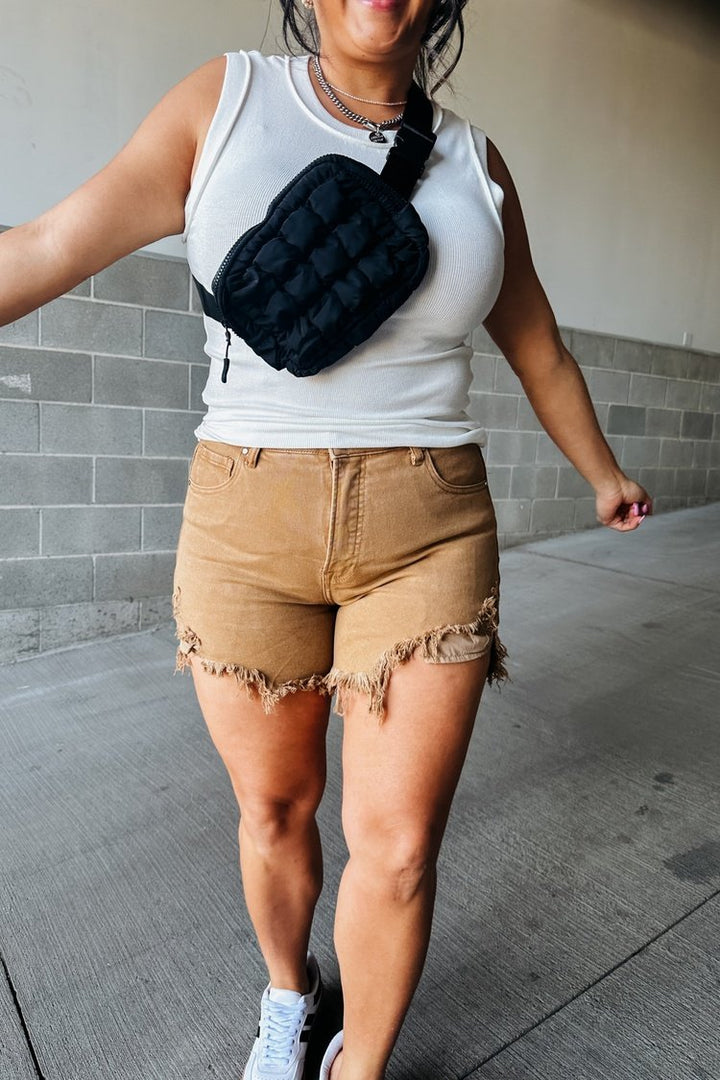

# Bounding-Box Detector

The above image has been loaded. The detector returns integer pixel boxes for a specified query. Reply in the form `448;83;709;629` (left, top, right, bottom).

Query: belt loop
409;447;425;466
240;446;261;468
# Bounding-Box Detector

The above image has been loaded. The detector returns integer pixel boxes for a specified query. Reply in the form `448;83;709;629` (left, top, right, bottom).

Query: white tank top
184;50;505;447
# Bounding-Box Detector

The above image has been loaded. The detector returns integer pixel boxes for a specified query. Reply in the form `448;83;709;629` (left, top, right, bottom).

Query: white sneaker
318;1031;343;1080
243;953;322;1080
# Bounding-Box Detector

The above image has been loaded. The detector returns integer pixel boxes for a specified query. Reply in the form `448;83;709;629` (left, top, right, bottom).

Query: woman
0;0;651;1076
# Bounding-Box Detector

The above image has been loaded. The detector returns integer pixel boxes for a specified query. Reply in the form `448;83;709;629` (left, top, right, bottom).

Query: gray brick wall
0;245;204;662
1;240;719;662
468;325;720;549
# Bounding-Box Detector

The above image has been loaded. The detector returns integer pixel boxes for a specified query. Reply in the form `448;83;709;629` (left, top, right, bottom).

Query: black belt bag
193;83;437;382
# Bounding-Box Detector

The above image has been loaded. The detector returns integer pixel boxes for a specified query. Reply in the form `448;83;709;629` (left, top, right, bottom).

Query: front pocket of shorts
423;445;489;494
188;443;236;492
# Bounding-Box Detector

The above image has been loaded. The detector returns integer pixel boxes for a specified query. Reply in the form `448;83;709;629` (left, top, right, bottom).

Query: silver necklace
312;56;403;143
324;80;406;108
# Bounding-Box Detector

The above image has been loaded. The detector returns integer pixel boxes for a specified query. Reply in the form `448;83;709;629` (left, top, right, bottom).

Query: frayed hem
326;590;509;719
172;585;330;713
174;646;331;713
171;585;509;718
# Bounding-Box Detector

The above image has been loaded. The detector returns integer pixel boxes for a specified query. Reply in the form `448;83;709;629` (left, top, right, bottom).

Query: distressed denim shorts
172;441;508;716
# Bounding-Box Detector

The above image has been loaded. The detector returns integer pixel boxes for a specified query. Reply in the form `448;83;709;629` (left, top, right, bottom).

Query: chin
345;14;420;53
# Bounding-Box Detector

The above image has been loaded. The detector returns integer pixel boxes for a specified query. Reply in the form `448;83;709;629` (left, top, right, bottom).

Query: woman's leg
189;659;332;992
331;651;490;1080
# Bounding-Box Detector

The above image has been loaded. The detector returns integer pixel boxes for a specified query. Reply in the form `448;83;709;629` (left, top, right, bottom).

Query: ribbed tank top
184;50;505;447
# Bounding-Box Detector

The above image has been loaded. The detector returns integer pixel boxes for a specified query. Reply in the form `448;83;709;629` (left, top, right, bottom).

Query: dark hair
279;0;469;96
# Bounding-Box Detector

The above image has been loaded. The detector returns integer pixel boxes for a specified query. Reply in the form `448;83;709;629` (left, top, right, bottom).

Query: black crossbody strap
195;280;223;325
380;83;436;199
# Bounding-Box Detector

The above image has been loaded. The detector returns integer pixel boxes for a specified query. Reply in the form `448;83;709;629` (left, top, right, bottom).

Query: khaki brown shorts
172;441;508;716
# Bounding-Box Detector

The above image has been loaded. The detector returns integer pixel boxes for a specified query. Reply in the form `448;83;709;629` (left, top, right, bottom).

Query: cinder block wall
468;326;720;549
1;244;718;662
0;248;207;662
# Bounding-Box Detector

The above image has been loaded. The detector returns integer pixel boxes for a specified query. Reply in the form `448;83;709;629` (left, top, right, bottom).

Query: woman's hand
595;475;652;532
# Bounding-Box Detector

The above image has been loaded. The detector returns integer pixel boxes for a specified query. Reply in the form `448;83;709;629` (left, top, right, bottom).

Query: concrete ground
1;502;719;1080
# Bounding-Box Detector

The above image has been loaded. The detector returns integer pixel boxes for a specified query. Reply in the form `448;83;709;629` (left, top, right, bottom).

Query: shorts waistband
197;441;426;468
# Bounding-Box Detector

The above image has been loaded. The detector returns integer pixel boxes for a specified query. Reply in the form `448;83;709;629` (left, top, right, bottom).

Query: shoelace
259;999;305;1069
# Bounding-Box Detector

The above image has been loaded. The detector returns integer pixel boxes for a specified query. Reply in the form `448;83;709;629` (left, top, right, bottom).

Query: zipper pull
221;327;231;383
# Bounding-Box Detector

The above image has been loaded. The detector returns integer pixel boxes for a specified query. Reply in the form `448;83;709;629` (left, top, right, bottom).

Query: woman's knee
343;817;441;903
239;792;321;856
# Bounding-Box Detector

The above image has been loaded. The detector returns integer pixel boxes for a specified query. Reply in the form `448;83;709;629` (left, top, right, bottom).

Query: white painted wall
0;0;274;253
2;0;718;351
445;0;720;353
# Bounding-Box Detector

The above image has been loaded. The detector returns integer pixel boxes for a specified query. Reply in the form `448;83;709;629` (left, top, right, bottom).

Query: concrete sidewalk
1;503;719;1080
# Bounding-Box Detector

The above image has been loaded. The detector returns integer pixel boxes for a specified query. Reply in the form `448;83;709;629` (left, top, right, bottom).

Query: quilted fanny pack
193;83;436;382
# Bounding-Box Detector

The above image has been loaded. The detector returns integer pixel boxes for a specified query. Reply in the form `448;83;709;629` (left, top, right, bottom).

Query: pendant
369;129;387;143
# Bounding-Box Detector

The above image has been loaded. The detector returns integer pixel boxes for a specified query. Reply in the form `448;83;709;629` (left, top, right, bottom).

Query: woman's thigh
339;650;490;859
189;659;332;813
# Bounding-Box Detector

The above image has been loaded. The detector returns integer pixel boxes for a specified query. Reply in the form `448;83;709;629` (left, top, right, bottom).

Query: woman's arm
483;138;651;532
0;56;226;327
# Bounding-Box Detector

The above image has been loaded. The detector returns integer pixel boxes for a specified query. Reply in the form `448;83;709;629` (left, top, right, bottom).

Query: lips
356;0;406;10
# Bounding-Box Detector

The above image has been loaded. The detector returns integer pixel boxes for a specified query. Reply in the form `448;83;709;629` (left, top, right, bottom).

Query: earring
301;0;314;7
